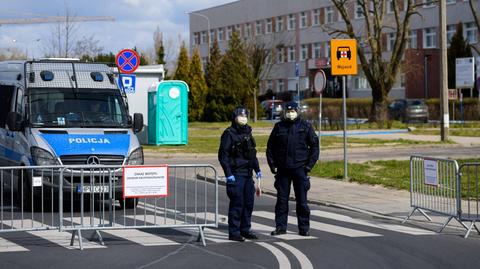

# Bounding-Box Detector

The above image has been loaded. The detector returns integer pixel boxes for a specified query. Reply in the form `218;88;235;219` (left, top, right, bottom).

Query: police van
0;59;144;209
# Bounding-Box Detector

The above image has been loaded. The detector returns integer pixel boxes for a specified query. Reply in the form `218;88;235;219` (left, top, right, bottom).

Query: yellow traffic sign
331;39;357;76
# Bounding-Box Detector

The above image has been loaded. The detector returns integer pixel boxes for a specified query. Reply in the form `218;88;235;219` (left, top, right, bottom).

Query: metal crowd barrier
404;156;480;238
0;164;218;249
0;166;62;233
458;163;480;238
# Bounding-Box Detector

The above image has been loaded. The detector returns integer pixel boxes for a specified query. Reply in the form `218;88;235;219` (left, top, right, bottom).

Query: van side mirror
6;112;23;132
133;113;143;133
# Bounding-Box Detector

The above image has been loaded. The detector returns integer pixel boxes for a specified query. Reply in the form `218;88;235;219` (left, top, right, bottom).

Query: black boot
229;234;245;242
271;228;287;236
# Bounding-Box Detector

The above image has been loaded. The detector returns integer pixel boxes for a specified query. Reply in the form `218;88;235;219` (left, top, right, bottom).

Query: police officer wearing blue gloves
218;106;262;242
267;101;319;236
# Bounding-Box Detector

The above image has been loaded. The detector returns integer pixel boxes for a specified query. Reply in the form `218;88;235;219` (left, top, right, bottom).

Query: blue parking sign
118;74;136;94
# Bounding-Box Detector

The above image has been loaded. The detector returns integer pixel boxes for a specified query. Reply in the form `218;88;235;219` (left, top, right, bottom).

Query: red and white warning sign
123;165;169;198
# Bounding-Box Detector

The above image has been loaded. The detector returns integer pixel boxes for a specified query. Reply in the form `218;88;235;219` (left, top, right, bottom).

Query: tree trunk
253;87;257;123
370;85;389;127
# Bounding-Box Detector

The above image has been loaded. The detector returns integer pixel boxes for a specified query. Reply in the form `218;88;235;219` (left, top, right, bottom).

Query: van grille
60;155;124;165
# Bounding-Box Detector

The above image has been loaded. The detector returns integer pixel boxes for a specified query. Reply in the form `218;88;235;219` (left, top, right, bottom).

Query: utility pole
439;0;449;141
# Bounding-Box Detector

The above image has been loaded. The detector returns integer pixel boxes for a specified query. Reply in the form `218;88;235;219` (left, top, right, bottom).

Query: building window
313;43;321;59
201;31;207;44
266;18;272;34
312;9;320;26
354;74;369;89
326;6;334;23
276;16;284;32
300;44;308;61
277;47;285;63
266;80;273;91
300;12;307;28
194;33;200;45
423;27;436;48
256;21;262;36
218;28;224;41
235;25;241;37
447;24;456;43
387;32;396;51
387;0;396;14
355;2;364;19
278;80;284;92
408;30;417;49
325;42;331;58
288;46;296;62
227;26;233;41
288;14;296;30
245;23;251;38
209;30;215;43
423;0;436;8
465;22;478;44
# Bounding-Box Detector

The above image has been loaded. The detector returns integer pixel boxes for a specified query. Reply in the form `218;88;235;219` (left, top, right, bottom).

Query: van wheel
119;198;138;209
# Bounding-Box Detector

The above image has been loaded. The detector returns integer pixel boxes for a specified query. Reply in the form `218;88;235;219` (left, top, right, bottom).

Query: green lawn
310;159;480;195
143;121;448;154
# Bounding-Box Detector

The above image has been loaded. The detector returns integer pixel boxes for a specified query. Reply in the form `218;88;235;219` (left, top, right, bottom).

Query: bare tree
247;41;275;122
74;35;103;59
43;4;78;58
328;0;422;124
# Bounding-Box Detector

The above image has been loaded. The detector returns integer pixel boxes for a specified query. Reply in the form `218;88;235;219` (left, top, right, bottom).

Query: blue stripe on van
0;144;23;162
41;134;131;157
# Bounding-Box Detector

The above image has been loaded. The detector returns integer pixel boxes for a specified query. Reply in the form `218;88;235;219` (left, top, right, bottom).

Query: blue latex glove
227;175;235;183
256;171;262;180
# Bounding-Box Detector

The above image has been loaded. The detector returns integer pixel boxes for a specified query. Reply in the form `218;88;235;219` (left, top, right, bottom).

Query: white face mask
285;111;298;121
236;116;248;126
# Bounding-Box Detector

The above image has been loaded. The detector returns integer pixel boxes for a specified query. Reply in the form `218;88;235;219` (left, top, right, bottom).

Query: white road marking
123;214;231;243
64;217;179;246
253;211;382;238
0;237;29;252
310;210;436;236
256;242;291;269
9;219;105;249
183;211;318;241
275;242;313;269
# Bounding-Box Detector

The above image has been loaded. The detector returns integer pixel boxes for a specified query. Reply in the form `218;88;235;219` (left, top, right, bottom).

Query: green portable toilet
148;80;189;145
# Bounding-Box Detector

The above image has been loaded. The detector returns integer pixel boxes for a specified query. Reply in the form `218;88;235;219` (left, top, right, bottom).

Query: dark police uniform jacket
266;118;319;172
218;124;260;178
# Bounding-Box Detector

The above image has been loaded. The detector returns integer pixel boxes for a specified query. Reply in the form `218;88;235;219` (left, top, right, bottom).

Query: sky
0;0;233;61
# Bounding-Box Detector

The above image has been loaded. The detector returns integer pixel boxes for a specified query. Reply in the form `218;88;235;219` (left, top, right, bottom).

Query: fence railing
404;156;480;238
0;164;218;249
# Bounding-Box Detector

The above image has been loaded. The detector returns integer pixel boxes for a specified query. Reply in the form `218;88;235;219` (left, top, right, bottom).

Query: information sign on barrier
424;159;438;186
123;165;169;198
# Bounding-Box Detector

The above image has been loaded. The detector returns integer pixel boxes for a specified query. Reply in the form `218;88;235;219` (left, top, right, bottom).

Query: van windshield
28;88;129;128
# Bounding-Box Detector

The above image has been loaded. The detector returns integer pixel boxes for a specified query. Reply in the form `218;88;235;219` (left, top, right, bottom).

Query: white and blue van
0;59;144;209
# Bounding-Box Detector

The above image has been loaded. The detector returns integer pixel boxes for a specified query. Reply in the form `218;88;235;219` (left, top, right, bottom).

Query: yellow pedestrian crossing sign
331;39;357;76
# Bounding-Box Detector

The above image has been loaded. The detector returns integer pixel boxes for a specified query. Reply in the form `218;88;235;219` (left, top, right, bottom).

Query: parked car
261;100;284;119
388;99;429;123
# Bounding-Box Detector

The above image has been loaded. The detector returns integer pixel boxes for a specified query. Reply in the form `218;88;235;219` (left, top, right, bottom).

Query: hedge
302;97;480;122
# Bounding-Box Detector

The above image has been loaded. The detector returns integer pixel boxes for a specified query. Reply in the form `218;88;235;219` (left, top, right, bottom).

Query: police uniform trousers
226;175;256;236
274;167;311;232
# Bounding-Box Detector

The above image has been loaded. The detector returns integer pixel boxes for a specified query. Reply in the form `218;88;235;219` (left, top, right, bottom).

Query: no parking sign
116;49;140;74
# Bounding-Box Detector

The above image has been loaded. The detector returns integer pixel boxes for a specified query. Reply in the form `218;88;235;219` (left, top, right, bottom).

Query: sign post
314;70;327;148
330;39;358;180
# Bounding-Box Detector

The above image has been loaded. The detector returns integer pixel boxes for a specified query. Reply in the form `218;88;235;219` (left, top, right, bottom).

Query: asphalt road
1;179;480;269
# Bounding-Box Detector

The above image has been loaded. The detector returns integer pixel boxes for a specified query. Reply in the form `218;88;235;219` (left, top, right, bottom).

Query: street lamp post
186;11;211;61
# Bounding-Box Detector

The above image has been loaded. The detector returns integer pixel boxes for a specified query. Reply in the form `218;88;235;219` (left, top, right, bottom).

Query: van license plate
81;186;110;193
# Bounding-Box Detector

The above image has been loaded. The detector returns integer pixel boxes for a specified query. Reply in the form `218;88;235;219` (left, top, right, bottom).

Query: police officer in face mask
266;101;319;236
218;106;262;242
